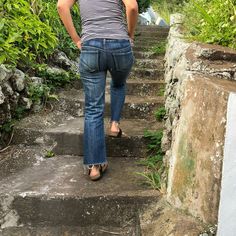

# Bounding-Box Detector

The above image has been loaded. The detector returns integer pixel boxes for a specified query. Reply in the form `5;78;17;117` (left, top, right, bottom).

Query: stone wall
163;14;236;224
0;51;78;149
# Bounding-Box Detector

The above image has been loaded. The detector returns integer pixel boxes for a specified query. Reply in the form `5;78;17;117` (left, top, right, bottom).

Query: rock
46;66;67;75
28;77;43;85
53;51;77;71
0;87;5;104
21;97;33;109
2;82;14;96
0;66;7;83
11;69;25;92
0;65;13;83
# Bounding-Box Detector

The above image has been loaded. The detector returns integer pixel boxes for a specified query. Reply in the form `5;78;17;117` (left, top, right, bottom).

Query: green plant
137;0;151;13
28;83;51;104
0;0;81;67
0;0;58;66
44;149;55;158
137;130;165;191
183;0;236;49
38;0;81;59
150;41;166;55
157;87;165;96
151;0;184;23
154;107;166;121
144;129;163;154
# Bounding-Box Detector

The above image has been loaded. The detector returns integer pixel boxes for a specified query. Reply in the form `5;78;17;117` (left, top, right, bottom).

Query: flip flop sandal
88;163;108;181
88;165;102;181
101;163;108;174
108;128;123;138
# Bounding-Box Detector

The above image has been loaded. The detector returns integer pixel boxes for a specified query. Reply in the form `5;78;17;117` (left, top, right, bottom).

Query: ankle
110;121;119;132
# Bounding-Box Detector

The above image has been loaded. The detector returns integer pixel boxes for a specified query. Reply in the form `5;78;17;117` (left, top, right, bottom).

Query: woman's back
78;0;129;42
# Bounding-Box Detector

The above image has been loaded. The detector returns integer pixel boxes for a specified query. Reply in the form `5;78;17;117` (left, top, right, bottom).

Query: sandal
108;128;122;138
88;163;108;181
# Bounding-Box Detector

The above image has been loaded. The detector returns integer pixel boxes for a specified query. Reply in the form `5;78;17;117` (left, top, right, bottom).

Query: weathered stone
28;76;43;85
0;87;5;104
21;97;32;109
2;82;14;96
163;13;236;226
167;76;236;224
53;50;78;72
11;69;25;92
46;66;67;75
0;66;7;83
0;65;13;83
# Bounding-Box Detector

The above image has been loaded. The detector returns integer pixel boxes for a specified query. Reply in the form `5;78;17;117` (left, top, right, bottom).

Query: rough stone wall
0;51;78;149
163;14;236;224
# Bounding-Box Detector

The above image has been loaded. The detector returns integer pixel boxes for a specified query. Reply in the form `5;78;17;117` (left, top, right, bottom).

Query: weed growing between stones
150;41;167;55
136;130;166;192
157;87;165;96
44;150;55;158
154;107;166;121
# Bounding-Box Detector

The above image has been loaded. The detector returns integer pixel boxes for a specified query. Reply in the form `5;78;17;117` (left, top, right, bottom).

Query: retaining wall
163;14;236;224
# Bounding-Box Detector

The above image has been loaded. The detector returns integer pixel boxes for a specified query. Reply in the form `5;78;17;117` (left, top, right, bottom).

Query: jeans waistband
82;38;131;50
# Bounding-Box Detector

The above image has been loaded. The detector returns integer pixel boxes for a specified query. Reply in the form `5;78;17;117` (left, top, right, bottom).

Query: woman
57;0;138;180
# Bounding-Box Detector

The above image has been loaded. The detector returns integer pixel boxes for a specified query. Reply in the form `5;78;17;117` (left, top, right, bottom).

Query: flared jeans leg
80;70;107;166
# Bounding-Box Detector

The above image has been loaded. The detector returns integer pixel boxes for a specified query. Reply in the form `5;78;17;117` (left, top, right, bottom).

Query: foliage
154;107;166;121
0;0;81;66
150;41;166;55
151;0;185;23
38;0;81;59
157;87;165;96
137;130;165;191
0;0;58;66
137;0;151;13
44;149;55;158
183;0;236;49
27;83;51;104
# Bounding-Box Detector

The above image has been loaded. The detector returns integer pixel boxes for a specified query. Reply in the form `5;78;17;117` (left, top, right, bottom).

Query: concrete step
130;67;164;80
133;51;163;59
50;89;164;119
135;30;169;38
136;25;170;32
134;36;167;44
0;225;138;236
125;80;165;97
13;115;163;157
134;40;166;47
0;154;160;229
134;58;164;69
68;79;165;97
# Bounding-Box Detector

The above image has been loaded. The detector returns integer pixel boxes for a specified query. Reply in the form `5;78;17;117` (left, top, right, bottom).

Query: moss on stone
172;133;196;202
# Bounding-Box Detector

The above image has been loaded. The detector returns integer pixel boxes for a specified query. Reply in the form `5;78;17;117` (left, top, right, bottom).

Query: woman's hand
129;37;134;47
75;40;82;50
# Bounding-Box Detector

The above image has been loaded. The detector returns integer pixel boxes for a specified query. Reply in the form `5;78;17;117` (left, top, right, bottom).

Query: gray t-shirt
77;0;129;42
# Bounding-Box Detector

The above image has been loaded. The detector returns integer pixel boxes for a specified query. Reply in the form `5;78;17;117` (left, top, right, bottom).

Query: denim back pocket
112;50;134;72
79;49;99;73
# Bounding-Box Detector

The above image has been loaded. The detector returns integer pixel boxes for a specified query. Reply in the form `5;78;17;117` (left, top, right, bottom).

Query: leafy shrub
0;0;81;67
0;0;58;66
137;0;151;13
154;107;166;121
183;0;236;49
136;130;165;191
38;0;81;59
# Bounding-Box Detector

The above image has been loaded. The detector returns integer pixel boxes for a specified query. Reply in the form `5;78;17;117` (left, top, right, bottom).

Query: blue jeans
79;38;134;166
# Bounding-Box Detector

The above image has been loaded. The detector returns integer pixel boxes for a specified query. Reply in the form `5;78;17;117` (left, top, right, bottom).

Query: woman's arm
57;0;81;49
122;0;139;41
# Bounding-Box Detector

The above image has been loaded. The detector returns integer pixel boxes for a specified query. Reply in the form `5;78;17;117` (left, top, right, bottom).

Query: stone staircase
0;26;205;235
